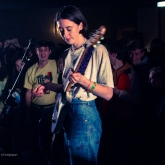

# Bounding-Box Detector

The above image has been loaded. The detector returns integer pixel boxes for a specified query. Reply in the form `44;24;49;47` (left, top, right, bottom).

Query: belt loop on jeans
31;103;55;109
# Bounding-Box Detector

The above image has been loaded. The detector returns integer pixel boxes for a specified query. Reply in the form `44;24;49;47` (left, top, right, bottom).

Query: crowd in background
0;33;165;164
0;38;69;164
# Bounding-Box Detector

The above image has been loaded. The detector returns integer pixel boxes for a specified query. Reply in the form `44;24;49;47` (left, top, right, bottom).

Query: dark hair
13;49;24;65
55;5;88;35
150;65;165;76
128;39;145;52
11;48;24;74
36;40;50;49
109;39;128;61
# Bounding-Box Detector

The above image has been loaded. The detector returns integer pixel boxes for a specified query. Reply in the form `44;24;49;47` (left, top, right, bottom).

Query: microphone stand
0;46;32;153
0;47;31;118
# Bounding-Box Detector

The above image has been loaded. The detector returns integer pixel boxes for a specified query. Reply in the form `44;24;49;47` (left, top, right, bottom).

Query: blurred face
15;59;24;72
149;71;164;89
57;19;83;45
36;46;51;62
129;48;144;65
109;52;117;66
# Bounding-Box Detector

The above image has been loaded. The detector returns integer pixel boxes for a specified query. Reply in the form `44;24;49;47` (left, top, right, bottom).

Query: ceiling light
157;1;165;7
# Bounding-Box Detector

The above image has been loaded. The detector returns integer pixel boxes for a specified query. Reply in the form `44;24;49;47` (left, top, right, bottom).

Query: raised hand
32;85;45;98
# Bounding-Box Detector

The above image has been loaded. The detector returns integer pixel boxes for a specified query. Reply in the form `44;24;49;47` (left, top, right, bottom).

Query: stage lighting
157;1;165;7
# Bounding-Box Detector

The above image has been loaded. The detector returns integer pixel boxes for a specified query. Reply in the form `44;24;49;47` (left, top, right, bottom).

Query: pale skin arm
69;72;113;101
32;83;63;97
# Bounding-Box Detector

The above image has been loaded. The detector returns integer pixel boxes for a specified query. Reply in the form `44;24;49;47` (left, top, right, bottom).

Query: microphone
22;38;37;62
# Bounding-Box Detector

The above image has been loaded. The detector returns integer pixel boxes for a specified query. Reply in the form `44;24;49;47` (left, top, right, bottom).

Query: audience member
101;39;141;164
130;31;150;57
2;48;25;107
24;40;59;164
140;65;165;164
109;39;141;118
0;48;26;153
47;41;56;60
3;38;20;49
3;38;22;77
128;39;151;99
147;66;165;119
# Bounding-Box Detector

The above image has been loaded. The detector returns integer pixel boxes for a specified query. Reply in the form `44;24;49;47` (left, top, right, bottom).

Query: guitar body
51;93;69;134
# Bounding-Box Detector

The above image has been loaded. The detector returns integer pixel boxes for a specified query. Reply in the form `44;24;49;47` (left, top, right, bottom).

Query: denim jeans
63;98;102;165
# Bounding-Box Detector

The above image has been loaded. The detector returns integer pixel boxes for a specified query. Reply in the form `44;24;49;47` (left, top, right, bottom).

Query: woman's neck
72;35;86;50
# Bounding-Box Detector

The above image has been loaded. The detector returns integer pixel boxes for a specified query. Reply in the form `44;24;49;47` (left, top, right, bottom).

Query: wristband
87;82;97;93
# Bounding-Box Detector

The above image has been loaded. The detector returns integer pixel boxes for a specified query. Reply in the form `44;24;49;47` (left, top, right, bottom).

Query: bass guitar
51;25;106;134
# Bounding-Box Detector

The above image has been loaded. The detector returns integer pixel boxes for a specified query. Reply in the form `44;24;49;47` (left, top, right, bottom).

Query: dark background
0;0;164;49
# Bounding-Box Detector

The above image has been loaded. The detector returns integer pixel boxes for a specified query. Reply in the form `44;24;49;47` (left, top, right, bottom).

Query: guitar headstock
86;25;106;48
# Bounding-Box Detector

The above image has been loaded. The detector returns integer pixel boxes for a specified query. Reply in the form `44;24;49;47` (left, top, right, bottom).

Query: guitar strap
77;46;94;75
63;45;94;92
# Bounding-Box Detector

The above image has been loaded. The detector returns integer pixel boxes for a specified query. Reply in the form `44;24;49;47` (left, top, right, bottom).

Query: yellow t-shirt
24;60;58;105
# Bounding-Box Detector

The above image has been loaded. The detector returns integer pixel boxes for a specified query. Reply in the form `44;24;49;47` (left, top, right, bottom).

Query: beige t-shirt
62;44;114;101
24;60;58;105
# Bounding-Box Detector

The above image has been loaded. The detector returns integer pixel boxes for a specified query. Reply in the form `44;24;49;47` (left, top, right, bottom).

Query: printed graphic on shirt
37;72;53;94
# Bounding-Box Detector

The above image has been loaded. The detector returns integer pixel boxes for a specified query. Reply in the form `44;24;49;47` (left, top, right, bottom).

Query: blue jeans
63;98;102;165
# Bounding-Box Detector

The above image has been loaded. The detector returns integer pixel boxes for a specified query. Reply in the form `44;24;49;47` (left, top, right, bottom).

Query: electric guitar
51;25;106;134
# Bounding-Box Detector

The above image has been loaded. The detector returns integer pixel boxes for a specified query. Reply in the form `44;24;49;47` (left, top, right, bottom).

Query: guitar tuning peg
97;41;101;44
101;37;104;40
93;45;97;48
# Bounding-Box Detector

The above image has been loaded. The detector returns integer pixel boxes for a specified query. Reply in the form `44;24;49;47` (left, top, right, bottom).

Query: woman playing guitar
33;5;114;165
